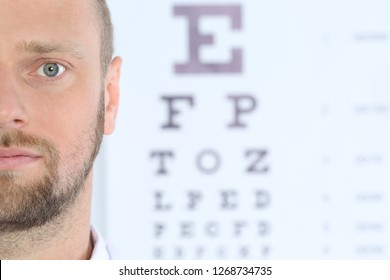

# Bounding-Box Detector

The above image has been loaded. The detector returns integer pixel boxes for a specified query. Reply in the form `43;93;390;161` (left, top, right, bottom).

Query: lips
0;148;41;170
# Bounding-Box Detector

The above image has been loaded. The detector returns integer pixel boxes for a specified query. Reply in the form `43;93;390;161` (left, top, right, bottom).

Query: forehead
0;0;99;54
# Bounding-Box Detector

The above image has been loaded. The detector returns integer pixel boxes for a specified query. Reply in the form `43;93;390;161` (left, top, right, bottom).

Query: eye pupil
43;63;59;77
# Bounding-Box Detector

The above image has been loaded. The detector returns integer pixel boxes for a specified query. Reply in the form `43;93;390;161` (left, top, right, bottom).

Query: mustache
0;130;59;159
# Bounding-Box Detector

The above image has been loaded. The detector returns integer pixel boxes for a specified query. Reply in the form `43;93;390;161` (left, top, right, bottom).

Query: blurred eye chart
96;0;390;259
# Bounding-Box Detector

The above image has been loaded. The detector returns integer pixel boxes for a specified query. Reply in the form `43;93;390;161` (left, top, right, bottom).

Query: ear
103;56;122;135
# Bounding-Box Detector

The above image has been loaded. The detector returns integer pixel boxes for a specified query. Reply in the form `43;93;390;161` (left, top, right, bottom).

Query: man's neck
0;176;93;260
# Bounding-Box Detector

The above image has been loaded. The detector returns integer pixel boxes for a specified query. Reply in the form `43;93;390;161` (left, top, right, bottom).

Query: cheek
33;86;101;160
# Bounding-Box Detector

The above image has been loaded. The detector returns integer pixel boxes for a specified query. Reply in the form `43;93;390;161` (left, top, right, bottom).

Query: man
0;0;121;259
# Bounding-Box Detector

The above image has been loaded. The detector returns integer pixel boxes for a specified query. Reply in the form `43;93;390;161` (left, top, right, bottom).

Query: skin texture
0;0;121;259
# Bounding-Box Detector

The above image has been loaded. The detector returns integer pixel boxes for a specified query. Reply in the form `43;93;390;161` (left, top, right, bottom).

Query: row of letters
153;220;270;239
153;244;270;259
154;189;271;211
150;149;269;175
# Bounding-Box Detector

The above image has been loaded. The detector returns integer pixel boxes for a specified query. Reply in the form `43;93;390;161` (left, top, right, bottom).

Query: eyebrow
15;40;85;59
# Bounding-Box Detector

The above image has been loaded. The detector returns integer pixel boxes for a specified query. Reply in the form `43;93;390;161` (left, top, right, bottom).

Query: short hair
94;0;114;77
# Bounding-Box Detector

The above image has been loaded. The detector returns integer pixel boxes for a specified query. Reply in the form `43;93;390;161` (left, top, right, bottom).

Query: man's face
0;0;111;232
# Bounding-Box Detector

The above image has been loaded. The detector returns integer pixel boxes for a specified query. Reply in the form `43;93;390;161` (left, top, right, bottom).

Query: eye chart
96;0;390;259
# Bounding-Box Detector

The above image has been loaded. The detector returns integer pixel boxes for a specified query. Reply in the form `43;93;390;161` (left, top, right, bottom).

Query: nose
0;68;28;129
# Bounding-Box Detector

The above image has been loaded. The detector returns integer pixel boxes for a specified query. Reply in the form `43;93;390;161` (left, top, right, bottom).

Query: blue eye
37;63;65;78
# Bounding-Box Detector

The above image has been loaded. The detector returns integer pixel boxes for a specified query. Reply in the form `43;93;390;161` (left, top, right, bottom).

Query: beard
0;95;104;233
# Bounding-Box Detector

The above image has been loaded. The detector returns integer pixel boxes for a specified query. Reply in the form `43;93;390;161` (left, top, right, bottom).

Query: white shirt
90;226;113;260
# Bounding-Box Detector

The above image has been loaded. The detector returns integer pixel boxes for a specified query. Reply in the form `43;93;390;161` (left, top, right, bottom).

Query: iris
43;63;60;77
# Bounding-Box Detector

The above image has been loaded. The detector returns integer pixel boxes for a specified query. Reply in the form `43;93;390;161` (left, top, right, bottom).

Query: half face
0;0;107;232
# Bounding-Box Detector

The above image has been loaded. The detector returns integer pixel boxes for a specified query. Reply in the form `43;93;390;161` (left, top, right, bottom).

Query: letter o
196;149;221;174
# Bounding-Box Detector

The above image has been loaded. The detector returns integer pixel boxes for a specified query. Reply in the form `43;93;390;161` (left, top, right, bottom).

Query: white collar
90;226;111;260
